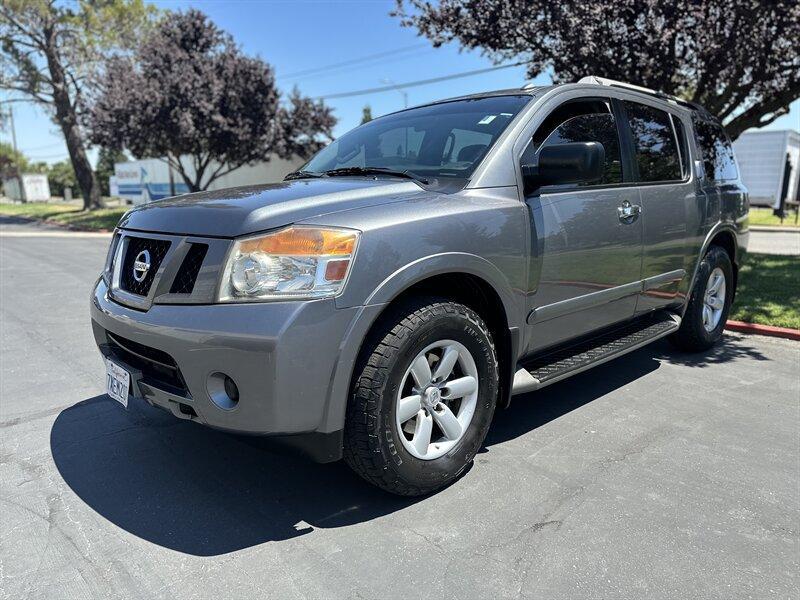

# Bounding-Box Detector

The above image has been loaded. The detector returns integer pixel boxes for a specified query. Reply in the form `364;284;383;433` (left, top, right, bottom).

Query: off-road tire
343;298;498;496
670;245;734;352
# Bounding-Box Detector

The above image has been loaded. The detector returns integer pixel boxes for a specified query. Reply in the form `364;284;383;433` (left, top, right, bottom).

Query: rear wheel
343;298;498;496
670;245;734;351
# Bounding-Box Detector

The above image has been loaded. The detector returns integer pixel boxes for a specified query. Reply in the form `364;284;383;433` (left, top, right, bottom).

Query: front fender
318;253;524;435
364;252;522;323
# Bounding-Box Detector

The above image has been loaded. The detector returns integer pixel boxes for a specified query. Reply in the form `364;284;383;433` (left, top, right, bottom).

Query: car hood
117;178;426;237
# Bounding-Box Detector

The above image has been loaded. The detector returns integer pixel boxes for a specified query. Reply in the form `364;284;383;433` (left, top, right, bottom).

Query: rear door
521;97;643;354
619;100;695;314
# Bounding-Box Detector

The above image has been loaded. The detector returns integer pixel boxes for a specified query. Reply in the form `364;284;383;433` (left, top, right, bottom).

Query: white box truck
732;129;800;211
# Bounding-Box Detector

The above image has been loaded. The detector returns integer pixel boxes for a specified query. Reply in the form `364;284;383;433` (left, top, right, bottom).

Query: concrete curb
749;225;800;232
725;320;800;341
0;213;114;234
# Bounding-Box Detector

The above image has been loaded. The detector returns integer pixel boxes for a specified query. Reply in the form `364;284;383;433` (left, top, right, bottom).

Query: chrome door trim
527;280;643;324
643;269;686;291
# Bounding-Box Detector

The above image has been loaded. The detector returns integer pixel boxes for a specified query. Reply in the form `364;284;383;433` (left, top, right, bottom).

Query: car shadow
50;396;416;556
486;339;664;447
651;331;770;368
50;335;767;556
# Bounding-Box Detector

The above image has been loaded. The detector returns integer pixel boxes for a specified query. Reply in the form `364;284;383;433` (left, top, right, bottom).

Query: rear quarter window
693;118;739;181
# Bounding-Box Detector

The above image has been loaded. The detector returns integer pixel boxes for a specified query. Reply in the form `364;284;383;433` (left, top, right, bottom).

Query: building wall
113;155;305;205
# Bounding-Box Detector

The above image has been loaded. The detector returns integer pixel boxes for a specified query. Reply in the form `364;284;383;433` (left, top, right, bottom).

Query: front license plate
105;359;130;408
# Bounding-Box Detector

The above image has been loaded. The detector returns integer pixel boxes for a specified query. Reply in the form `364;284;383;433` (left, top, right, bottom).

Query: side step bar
512;313;681;395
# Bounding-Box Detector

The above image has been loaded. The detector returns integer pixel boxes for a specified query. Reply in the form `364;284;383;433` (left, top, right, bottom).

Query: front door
522;97;643;355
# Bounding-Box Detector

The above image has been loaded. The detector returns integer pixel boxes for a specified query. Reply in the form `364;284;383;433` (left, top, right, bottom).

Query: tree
87;10;336;193
46;159;78;198
95;146;127;196
0;141;28;177
361;105;373;124
394;0;800;139
0;0;156;209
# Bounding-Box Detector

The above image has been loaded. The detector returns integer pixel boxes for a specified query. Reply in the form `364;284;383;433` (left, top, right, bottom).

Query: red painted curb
725;320;800;341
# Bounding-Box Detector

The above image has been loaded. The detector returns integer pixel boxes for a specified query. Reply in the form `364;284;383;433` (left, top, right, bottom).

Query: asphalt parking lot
1;216;799;599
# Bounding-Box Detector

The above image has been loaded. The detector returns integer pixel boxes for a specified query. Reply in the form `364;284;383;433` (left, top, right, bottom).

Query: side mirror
522;141;605;189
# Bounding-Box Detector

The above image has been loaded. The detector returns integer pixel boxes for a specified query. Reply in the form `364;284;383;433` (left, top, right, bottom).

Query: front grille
120;237;171;296
170;243;208;294
106;331;189;396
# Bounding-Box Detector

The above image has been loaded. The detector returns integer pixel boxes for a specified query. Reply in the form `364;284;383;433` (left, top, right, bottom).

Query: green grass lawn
748;207;800;228
731;253;800;330
0;201;127;231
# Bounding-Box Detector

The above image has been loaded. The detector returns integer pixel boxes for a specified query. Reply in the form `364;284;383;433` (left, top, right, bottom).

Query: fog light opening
207;372;240;410
223;376;239;403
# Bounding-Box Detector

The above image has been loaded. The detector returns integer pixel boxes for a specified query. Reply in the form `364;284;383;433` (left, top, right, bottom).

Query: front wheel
670;245;734;352
343;298;498;496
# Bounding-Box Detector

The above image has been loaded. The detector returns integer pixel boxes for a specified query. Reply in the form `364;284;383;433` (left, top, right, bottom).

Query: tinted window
304;95;531;182
693;118;738;181
525;99;623;187
623;101;682;182
672;117;691;178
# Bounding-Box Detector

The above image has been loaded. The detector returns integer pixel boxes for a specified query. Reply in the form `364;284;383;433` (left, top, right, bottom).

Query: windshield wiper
284;170;325;181
322;166;429;185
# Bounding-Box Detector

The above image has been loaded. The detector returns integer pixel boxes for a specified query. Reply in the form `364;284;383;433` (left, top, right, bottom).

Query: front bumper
91;278;360;454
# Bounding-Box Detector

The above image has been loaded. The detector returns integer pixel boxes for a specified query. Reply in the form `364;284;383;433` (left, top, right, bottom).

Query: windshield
302;95;531;182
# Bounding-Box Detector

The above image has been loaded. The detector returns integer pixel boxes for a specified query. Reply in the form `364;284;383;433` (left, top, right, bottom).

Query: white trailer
2;173;51;202
732;129;800;210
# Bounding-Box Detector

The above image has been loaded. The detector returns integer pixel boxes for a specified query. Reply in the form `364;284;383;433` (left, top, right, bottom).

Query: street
1;217;798;599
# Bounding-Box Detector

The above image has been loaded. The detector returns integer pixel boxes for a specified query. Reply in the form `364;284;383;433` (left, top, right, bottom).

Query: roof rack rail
578;75;687;106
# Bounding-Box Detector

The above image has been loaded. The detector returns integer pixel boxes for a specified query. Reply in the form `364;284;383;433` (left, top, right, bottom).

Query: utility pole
10;106;25;202
2;103;25;202
381;79;410;156
381;78;408;108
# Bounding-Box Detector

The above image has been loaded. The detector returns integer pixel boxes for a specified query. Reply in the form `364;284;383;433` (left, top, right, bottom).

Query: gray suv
92;77;748;495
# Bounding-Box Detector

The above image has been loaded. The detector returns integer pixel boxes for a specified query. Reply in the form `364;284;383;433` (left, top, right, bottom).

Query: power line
279;43;429;80
317;62;526;100
285;48;434;83
19;141;66;152
26;151;69;160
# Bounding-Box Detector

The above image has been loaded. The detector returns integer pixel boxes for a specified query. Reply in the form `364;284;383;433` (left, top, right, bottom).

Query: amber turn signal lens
239;227;356;256
324;259;350;282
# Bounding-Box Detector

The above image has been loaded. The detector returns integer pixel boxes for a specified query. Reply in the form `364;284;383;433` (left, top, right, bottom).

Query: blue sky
3;0;798;167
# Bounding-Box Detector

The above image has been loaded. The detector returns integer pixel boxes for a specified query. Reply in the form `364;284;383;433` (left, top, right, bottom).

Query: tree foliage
95;146;127;196
87;9;336;192
0;142;50;180
0;141;26;177
47;159;78;197
361;105;373;124
0;0;156;209
394;0;800;139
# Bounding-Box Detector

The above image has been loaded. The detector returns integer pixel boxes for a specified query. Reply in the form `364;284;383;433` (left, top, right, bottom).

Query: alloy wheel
395;340;479;460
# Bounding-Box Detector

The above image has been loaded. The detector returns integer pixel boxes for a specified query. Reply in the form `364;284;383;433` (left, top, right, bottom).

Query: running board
512;313;681;395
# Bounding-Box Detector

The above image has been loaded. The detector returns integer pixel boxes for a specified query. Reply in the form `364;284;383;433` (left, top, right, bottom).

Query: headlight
217;226;359;302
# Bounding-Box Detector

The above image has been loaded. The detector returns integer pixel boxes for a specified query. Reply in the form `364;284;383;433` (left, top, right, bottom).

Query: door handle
617;200;642;223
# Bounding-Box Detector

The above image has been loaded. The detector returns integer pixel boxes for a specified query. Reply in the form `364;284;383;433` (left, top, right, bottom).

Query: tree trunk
42;25;101;210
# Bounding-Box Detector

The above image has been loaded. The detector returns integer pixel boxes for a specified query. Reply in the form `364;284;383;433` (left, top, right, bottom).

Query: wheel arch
707;228;739;297
321;258;523;436
682;225;741;317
